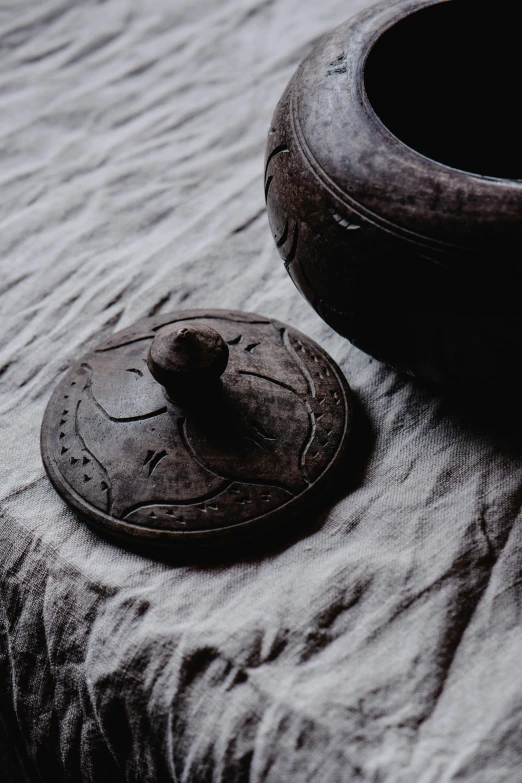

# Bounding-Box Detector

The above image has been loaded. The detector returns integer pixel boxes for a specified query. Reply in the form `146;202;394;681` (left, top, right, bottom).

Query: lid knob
147;322;229;400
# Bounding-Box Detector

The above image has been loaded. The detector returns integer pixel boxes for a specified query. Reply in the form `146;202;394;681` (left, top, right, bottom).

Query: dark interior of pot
364;1;522;179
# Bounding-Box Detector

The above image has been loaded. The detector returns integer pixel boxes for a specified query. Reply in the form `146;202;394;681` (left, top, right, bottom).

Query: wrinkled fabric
1;1;522;781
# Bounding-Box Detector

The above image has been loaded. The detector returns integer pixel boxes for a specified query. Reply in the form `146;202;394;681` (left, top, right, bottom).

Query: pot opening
364;1;522;179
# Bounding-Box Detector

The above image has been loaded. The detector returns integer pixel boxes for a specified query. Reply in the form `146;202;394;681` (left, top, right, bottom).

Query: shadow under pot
266;0;522;385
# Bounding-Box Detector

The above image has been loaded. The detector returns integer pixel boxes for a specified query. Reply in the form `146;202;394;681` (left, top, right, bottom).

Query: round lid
41;309;353;550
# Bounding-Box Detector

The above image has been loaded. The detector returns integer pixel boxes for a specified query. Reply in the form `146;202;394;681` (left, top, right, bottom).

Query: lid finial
147;322;229;400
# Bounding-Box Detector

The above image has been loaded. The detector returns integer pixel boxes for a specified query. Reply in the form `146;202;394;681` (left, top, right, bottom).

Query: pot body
265;0;522;384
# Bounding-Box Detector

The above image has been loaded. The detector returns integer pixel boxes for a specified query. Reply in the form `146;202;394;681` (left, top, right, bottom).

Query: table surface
1;1;521;781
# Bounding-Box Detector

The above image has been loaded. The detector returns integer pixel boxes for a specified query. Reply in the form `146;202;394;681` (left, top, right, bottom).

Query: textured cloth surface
1;1;522;782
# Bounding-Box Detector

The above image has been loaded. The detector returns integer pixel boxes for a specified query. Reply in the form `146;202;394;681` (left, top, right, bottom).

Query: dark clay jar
266;0;522;384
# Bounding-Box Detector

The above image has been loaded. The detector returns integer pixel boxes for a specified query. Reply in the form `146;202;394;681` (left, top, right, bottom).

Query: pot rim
292;0;522;252
360;0;521;186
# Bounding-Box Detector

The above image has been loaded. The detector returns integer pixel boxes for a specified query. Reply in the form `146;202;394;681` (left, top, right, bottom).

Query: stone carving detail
41;310;352;547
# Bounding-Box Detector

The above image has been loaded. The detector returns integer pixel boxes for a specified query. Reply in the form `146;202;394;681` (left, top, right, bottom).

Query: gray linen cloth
1;1;521;781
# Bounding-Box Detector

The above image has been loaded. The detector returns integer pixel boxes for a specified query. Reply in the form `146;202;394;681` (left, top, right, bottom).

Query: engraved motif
326;52;347;76
264;144;289;181
264;127;301;270
330;210;361;231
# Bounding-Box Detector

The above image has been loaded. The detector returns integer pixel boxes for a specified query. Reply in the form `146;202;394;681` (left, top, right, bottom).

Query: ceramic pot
265;0;522;384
